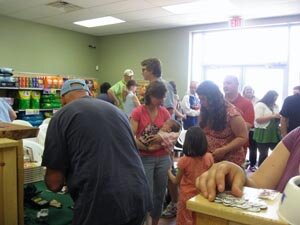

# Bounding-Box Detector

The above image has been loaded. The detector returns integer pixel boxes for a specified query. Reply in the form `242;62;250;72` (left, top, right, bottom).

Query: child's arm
168;168;183;185
132;95;141;107
122;88;128;101
203;152;214;168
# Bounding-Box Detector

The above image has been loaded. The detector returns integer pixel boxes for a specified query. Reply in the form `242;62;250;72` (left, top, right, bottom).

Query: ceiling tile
0;0;53;14
90;0;154;15
9;5;64;20
37;8;103;24
144;0;195;7
66;0;121;8
0;0;299;36
116;7;173;21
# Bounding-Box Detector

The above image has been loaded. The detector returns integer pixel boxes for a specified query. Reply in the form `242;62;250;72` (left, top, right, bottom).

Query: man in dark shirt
280;85;300;137
42;79;151;225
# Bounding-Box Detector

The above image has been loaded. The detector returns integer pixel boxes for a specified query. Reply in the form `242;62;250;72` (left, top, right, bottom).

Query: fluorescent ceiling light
74;16;125;28
163;0;235;14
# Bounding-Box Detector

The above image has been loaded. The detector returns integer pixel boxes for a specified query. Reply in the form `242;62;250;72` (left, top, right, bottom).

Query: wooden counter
0;122;38;140
0;122;38;225
187;187;288;225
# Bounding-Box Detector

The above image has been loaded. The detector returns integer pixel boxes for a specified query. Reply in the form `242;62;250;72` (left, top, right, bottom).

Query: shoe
161;202;177;218
248;166;257;172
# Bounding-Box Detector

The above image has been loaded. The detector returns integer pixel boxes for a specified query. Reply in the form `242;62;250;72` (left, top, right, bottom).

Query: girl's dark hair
258;90;278;110
183;126;208;157
100;82;111;94
126;79;137;89
141;58;162;78
169;81;177;94
144;81;167;105
196;80;227;131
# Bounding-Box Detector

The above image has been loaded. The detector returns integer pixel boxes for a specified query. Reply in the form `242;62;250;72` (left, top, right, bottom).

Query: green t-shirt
110;80;126;109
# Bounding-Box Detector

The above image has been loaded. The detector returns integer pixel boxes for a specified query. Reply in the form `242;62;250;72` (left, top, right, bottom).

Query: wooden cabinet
0;122;38;225
0;138;21;225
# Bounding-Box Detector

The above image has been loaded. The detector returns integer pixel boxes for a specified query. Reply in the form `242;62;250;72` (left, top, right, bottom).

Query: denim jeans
141;155;171;219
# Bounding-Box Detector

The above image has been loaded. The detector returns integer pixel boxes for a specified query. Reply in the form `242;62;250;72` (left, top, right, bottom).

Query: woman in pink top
196;81;248;166
131;81;171;225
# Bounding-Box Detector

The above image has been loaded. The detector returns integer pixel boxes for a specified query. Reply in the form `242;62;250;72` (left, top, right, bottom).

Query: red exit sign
229;16;243;28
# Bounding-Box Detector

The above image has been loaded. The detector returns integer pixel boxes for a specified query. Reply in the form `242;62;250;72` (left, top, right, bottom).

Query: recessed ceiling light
74;16;125;28
163;0;234;14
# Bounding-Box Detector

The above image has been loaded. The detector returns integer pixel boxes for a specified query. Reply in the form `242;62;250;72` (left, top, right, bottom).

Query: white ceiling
0;0;300;36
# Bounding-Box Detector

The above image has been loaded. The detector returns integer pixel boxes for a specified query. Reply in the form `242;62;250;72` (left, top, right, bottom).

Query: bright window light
74;16;125;28
189;25;300;107
162;0;234;14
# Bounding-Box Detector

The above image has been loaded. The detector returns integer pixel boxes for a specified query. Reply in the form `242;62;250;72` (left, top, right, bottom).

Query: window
190;24;300;107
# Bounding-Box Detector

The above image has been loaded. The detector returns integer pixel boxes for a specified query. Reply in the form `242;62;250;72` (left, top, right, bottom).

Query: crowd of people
10;57;296;225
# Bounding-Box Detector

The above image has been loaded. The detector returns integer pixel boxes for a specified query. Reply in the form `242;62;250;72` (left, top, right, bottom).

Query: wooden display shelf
0;122;39;140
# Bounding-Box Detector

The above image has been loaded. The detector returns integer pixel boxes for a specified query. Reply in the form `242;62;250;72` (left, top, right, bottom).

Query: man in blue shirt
181;81;200;129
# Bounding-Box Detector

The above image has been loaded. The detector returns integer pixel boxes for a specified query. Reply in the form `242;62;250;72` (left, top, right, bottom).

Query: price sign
43;88;59;94
25;109;40;115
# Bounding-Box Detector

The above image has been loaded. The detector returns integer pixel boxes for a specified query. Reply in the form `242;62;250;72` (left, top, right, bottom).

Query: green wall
0;14;197;96
96;23;226;96
96;28;191;96
0;15;98;77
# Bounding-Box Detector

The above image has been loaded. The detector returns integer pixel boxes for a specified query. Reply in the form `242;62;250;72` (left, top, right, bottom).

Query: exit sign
229;16;243;28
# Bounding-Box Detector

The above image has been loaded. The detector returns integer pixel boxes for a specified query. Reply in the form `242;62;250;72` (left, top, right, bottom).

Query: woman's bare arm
213;115;248;160
130;118;148;150
247;141;290;189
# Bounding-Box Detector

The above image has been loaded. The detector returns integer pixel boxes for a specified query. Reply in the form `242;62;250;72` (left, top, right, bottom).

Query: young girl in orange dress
168;126;214;225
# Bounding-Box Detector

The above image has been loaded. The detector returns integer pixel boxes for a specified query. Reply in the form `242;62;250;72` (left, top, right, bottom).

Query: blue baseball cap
60;79;89;97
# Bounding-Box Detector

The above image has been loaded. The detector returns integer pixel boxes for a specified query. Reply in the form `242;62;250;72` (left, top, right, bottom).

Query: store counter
187;187;288;225
0;122;38;225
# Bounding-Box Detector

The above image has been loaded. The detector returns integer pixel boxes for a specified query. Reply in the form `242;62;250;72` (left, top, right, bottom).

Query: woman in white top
124;80;140;118
253;90;281;166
